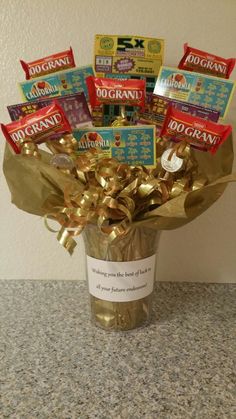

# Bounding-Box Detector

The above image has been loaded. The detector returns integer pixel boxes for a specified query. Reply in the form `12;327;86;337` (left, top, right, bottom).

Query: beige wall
0;0;236;282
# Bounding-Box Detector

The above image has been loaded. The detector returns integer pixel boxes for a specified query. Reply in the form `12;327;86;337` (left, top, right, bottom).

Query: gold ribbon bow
41;135;207;254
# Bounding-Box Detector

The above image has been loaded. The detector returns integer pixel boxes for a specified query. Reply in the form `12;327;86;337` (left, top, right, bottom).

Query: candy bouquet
2;36;236;331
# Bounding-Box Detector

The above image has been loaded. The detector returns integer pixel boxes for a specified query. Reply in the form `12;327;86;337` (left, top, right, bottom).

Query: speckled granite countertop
0;281;235;419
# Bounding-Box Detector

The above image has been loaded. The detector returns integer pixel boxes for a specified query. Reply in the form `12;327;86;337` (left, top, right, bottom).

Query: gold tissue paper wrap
3;134;236;330
3;135;234;226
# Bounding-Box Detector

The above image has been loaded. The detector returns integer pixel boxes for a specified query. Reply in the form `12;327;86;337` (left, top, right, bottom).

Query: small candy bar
20;47;76;80
160;105;232;154
1;102;71;153
86;76;146;109
178;43;236;79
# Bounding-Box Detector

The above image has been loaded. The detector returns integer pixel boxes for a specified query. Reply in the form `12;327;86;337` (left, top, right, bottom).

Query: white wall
0;0;236;282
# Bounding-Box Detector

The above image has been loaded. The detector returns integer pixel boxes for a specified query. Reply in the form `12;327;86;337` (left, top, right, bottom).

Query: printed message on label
87;255;156;302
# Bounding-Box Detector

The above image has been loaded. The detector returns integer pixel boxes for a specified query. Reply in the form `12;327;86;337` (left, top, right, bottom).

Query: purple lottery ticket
7;92;92;129
139;94;220;126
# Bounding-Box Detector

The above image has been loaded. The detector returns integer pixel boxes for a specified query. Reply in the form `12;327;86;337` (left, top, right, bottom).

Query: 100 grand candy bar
1;102;71;153
86;76;146;109
20;47;76;80
160;105;232;154
178;43;235;79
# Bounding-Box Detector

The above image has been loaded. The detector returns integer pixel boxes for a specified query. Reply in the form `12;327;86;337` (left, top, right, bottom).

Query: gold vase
82;225;160;331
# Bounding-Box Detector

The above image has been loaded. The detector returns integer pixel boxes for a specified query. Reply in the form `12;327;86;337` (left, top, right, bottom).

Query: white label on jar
86;255;156;302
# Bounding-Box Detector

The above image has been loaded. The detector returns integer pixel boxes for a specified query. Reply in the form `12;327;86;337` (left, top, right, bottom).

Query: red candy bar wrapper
86;76;146;110
20;47;75;80
160;105;232;154
1;102;71;154
178;43;236;79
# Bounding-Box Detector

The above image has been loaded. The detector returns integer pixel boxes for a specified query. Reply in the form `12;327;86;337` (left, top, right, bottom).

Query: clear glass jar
83;225;160;331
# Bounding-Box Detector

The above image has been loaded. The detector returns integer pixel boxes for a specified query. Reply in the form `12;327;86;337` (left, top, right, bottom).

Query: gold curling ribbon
57;227;77;255
44;209;87;255
20;137;41;159
111;116;129;127
47;134;78;155
138;178;161;198
44;214;77;254
40;135;205;252
169;178;189;199
111;106;129;126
